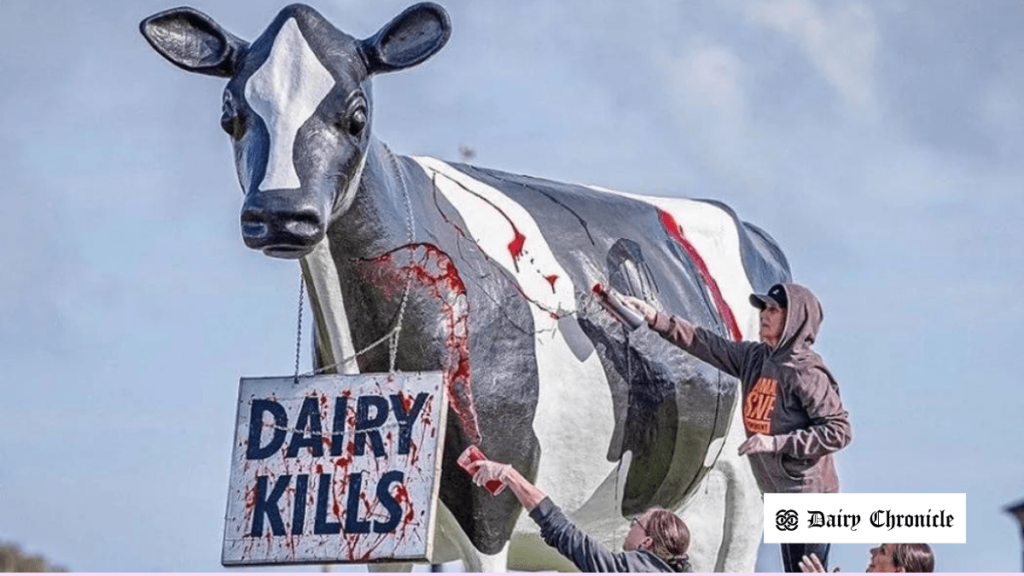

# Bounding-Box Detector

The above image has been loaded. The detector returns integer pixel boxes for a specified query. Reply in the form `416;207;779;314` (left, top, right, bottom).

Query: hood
771;283;824;362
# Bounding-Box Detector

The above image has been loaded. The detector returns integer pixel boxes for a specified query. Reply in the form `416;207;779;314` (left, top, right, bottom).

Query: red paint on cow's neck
359;244;481;444
658;209;742;341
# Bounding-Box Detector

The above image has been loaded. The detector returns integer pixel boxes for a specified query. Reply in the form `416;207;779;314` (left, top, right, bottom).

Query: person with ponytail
467;458;692;572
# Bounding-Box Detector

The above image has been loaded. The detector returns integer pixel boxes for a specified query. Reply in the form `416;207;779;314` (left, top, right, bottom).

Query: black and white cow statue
141;3;790;572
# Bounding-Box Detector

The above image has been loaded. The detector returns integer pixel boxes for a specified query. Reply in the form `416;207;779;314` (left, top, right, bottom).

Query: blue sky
1;0;1022;572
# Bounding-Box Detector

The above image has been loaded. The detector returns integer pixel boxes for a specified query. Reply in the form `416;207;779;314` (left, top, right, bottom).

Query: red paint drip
545;274;558;291
432;183;566;319
396;390;415;414
437;178;528;268
508;229;526;264
359;244;481;444
657;209;742;341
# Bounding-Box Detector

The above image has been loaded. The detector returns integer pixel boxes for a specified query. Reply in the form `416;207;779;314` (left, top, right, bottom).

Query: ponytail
643;508;691;572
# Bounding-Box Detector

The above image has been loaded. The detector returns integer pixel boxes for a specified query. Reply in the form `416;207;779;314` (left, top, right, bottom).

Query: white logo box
764;493;966;543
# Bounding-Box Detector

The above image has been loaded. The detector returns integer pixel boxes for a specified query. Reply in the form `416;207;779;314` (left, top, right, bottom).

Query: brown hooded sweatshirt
650;283;851;494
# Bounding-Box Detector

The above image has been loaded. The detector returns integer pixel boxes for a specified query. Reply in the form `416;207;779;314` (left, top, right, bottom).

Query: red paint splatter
359;243;481;444
508;229;526;264
394;484;416;524
316;464;323;475
545;274;558;291
396;391;415;414
658;209;742;341
430;178;565;319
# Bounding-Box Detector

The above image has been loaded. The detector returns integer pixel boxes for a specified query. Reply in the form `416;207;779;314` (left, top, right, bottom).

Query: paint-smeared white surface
246;18;335;191
411;157;617;514
703;436;726;467
587;185;759;340
578;184;763;571
302;239;359;374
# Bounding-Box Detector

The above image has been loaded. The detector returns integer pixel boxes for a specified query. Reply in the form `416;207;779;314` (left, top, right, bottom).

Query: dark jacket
529;497;692;572
650;283;851;494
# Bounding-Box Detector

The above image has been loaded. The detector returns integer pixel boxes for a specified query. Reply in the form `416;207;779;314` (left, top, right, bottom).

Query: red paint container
592;283;645;330
457;445;505;495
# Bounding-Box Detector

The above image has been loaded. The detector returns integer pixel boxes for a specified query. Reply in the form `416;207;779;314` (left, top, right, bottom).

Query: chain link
293;274;305;383
384;143;416;374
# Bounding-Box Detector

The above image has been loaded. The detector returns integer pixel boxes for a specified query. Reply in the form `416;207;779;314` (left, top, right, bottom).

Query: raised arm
467;460;636;572
622;296;758;378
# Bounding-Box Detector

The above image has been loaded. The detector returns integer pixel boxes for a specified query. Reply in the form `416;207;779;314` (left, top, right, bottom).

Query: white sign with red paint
222;372;446;566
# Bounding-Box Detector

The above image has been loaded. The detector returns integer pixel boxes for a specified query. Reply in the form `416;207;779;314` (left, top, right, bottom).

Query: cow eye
347;108;367;136
220;110;246;140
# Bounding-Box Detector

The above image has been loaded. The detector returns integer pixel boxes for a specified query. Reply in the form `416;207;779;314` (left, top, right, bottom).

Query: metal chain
294;274;305;383
384;143;416;374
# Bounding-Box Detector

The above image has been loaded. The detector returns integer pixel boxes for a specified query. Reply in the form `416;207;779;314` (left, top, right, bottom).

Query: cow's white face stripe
245;18;335;191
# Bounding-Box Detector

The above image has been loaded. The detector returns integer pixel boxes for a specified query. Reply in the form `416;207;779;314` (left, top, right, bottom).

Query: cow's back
405;157;790;521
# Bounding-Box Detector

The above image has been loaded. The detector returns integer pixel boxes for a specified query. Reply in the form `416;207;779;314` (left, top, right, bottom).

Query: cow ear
140;7;247;78
360;2;451;75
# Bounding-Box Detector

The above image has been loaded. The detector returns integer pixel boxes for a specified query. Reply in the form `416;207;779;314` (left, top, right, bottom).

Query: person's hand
464;459;512;495
737;433;776;456
620;296;657;324
798;552;838;572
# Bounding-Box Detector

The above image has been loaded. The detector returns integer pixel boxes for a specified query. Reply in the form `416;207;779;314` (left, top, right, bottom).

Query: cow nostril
240;208;268;238
284;210;323;240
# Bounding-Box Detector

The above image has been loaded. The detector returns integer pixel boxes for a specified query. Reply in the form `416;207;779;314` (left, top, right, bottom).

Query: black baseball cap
750;284;787;310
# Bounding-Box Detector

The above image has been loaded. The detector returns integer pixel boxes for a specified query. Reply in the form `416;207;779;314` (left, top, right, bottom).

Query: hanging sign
221;372;447;566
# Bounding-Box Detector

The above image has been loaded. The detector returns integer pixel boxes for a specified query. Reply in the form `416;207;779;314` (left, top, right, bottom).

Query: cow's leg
431;500;510;572
712;404;763;572
679;399;761;572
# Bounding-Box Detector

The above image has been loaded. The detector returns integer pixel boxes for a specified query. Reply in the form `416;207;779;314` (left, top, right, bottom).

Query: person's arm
773;368;852;459
622;296;757;378
465;459;545;511
467;460;634;572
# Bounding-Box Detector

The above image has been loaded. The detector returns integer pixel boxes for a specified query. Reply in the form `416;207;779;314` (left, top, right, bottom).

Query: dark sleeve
650;312;760;379
774;368;853;459
528;497;636;573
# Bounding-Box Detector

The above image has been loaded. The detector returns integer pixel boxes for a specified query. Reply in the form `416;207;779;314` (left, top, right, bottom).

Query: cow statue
140;3;790;572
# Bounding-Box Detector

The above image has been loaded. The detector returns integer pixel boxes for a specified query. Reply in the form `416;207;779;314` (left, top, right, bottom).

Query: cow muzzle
240;198;325;259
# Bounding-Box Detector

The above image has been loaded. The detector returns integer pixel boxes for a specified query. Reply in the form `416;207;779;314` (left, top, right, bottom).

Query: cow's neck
299;137;416;375
330;137;415;259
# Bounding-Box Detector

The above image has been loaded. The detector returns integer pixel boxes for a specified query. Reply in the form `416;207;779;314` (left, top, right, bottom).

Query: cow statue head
141;3;451;259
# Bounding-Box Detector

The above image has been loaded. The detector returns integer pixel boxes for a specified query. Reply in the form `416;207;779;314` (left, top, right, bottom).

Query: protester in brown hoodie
623;283;852;572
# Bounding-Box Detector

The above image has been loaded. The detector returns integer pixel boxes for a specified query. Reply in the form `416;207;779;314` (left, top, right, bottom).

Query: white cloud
741;0;880;116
